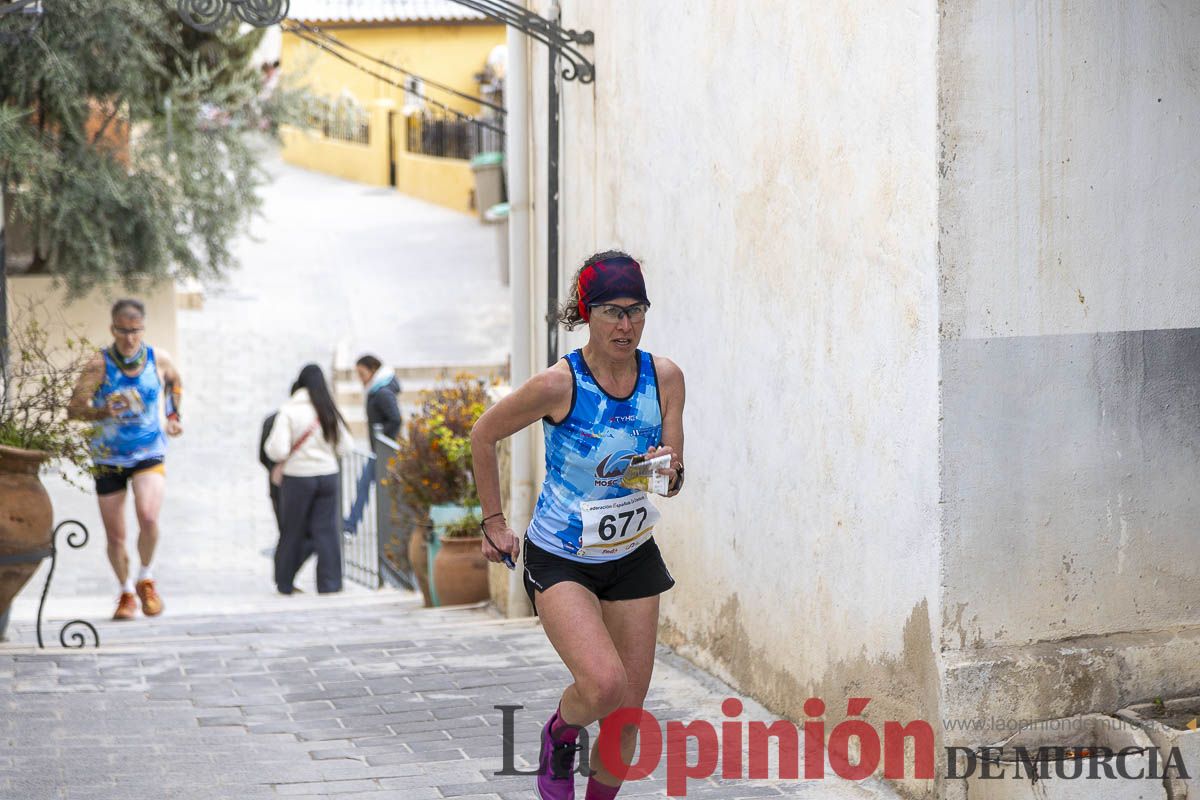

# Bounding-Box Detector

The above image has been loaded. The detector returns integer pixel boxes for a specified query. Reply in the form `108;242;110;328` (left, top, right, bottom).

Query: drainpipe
1;180;8;411
504;18;534;617
545;0;561;368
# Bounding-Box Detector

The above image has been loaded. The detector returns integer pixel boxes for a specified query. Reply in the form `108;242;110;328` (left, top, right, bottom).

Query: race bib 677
578;492;660;558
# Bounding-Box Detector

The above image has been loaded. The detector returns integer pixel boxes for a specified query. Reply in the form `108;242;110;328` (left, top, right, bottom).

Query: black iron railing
405;111;501;161
0;519;99;648
304;100;370;146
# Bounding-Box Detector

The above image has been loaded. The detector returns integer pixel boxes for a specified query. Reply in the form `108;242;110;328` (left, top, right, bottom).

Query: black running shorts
522;534;675;614
94;458;165;496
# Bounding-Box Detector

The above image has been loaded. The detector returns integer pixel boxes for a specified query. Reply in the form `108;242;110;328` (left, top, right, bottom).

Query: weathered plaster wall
938;0;1200;742
939;1;1200;340
515;2;1200;795
532;2;942;792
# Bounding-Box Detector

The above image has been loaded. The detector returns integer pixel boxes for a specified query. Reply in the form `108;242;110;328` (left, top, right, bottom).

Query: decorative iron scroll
174;0;593;80
37;520;99;649
445;0;595;83
176;0;289;32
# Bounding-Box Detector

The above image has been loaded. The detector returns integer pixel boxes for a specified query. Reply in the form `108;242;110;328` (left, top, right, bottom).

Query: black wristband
481;511;505;525
669;465;684;493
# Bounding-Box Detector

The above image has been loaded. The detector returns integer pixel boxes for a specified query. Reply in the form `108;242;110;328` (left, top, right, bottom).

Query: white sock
122;577;135;594
137;564;153;583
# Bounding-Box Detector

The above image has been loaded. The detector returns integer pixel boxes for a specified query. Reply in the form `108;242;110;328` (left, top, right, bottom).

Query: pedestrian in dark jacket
355;354;401;440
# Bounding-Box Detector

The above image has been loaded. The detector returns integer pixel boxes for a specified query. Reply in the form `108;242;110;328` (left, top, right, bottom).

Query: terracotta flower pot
432;536;490;606
0;445;53;627
408;524;433;607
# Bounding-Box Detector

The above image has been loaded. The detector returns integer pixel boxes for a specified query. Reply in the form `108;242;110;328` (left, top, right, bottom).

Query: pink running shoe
536;711;582;800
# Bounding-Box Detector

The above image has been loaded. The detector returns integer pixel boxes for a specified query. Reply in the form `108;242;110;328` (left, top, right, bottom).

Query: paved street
1;598;897;800
1;158;895;799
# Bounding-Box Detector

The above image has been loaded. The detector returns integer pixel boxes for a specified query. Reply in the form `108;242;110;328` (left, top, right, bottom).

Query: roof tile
287;0;489;24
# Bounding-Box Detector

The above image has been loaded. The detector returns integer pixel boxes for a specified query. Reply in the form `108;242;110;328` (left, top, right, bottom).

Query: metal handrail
368;427;417;590
337;425;417;591
372;430;402;452
339;447;380;588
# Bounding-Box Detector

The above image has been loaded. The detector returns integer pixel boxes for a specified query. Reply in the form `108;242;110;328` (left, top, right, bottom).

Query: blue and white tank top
527;349;664;562
91;347;167;467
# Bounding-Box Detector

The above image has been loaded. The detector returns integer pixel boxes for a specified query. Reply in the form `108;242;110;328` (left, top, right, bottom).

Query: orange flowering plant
387;375;489;512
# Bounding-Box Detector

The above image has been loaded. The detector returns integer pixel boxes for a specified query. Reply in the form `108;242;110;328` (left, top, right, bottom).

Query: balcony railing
304;101;370;145
405;110;502;160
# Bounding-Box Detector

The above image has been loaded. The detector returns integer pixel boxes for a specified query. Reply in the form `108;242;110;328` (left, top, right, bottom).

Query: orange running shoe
136;579;163;617
113;592;137;620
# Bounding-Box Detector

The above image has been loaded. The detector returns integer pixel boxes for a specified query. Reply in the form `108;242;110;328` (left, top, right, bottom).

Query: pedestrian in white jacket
265;364;352;594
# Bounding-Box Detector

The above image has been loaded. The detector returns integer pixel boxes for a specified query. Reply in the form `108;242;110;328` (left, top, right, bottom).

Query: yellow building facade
279;3;505;214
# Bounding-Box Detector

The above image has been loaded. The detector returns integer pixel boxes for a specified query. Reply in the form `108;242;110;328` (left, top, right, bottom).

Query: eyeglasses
590;303;649;323
112;326;144;335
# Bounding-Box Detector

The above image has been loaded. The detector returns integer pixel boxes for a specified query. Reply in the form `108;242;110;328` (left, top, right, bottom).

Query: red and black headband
576;256;650;321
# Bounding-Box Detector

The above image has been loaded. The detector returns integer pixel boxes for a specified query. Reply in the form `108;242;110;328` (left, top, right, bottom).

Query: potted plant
387;375;489;607
432;510;489;606
0;307;97;641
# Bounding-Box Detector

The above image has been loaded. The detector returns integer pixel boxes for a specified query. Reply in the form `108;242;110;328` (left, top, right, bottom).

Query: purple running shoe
536;712;583;800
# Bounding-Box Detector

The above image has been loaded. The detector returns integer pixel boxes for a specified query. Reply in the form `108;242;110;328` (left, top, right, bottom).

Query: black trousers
276;473;342;594
269;482;282;531
270;482;314;566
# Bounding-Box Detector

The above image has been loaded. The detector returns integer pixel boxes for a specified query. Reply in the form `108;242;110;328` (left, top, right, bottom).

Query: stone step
335;380;364;409
331;357;510;446
391;361;508;383
330;339;508;393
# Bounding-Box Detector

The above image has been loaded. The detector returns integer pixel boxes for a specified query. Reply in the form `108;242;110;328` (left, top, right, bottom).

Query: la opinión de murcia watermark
493;699;1192;797
946;745;1190;781
942;714;1142;733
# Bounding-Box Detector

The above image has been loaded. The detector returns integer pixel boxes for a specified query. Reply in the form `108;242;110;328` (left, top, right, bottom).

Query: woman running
471;251;685;800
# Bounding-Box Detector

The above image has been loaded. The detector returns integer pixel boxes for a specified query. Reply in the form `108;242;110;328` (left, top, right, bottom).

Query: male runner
68;299;183;620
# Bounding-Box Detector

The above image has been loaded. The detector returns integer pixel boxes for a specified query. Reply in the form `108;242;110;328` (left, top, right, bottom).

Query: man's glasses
112;327;144;335
590;303;649;323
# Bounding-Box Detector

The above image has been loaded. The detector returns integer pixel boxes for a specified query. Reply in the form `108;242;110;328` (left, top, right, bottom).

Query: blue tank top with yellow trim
91;347;167;467
527;349;663;562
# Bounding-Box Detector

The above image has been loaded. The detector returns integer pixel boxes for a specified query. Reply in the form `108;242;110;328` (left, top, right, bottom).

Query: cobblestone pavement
2;598;896;799
2;159;897;799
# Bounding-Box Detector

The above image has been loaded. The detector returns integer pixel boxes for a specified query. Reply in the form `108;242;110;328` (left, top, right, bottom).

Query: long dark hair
291;363;345;445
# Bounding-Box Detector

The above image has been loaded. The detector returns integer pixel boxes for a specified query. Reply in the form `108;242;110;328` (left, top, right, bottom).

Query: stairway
331;338;508;444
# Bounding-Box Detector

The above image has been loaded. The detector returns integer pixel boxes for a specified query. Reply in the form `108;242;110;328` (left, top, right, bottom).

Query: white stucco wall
938;0;1200;736
528;2;942;772
940;0;1200;340
511;6;1200;793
